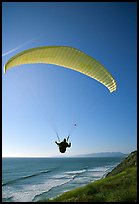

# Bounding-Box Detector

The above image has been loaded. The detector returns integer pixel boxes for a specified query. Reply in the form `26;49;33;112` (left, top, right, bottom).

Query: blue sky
2;2;137;157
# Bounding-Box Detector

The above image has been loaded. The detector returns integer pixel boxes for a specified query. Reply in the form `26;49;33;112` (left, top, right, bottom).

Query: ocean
2;157;124;202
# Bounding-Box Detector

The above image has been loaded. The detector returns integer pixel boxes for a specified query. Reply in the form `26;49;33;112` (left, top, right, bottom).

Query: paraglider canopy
4;46;117;92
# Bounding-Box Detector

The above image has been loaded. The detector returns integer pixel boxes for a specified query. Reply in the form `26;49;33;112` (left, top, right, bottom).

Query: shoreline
35;159;123;202
37;151;136;202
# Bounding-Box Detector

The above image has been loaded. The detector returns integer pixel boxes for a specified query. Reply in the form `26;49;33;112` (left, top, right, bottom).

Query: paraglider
4;46;117;92
54;124;76;153
55;138;71;153
4;46;117;153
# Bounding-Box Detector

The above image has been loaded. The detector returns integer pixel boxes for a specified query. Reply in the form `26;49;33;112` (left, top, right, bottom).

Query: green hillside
39;151;137;202
106;150;137;177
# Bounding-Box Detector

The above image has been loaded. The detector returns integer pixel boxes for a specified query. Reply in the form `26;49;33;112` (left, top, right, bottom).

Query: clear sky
2;2;137;157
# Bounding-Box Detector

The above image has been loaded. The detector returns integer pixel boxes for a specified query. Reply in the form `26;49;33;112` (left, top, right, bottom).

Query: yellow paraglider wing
4;46;116;92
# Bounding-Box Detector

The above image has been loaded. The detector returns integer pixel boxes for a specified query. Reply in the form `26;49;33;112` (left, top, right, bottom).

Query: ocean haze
2;152;128;158
74;152;128;157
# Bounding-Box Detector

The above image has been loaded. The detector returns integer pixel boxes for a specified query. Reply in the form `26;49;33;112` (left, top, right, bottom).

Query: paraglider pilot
55;138;71;153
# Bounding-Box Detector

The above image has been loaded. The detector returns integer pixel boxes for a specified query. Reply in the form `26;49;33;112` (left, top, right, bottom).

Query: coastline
38;150;137;202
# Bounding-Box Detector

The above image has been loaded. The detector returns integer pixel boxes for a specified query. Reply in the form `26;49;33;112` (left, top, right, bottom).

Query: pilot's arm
55;141;60;145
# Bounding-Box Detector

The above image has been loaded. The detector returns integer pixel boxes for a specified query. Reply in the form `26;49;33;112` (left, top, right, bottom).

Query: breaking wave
2;169;51;187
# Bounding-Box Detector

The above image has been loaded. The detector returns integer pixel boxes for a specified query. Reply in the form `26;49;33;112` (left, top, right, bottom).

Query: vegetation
106;150;137;177
39;151;137;202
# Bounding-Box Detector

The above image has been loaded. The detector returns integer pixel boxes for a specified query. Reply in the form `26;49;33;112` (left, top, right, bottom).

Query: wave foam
2;169;51;187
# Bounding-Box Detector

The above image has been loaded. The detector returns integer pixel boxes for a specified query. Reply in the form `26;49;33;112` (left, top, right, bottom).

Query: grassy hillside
106;150;137;177
39;151;137;202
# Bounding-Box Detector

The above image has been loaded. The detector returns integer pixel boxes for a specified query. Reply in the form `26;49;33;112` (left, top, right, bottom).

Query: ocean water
2;157;124;202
